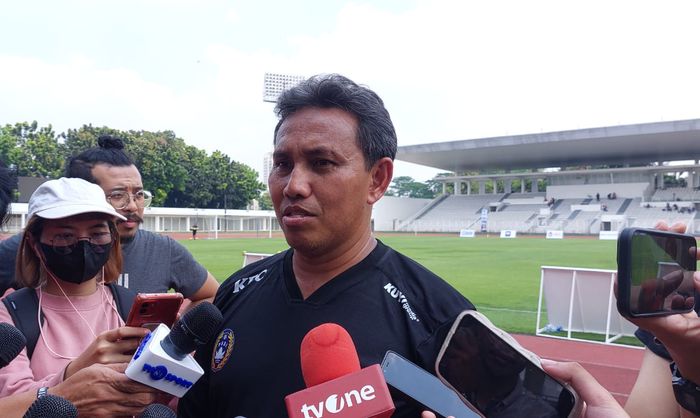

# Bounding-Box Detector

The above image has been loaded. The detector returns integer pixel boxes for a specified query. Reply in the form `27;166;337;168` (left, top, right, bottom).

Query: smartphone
435;310;582;418
617;227;697;317
126;293;183;330
381;350;481;418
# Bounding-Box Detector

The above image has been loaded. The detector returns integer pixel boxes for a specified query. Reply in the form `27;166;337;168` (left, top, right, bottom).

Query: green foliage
388;176;436;198
258;191;273;210
3;122;265;208
2;122;64;177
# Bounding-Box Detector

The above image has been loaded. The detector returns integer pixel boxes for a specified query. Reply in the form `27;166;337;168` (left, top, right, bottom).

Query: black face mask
39;241;112;284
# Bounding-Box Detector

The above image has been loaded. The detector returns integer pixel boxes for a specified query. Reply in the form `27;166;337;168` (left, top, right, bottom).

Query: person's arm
0;363;160;418
624;348;679;418
167;238;219;307
622;221;700;417
186;272;218;305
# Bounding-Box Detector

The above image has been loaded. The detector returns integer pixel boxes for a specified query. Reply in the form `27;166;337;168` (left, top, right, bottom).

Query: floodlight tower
262;72;306;103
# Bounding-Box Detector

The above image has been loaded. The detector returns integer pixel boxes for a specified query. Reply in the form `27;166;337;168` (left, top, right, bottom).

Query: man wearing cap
0;135;218;307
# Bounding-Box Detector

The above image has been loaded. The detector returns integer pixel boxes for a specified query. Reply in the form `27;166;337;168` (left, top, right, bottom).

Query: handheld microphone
0;322;26;368
23;394;77;418
139;403;176;418
285;323;395;418
125;302;223;397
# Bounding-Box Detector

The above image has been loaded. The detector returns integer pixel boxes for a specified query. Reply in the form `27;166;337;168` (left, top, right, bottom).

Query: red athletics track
511;334;644;406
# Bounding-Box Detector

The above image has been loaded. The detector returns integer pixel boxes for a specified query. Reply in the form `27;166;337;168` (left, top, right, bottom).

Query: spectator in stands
0;136;219;308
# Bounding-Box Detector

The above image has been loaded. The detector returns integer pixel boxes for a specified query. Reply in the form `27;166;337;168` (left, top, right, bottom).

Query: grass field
180;234;618;335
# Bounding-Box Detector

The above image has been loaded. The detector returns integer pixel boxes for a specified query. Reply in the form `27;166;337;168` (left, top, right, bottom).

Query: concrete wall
372;196;431;231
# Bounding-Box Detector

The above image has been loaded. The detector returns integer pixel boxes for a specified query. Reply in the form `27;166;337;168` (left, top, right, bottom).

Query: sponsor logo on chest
232;269;268;294
384;282;420;322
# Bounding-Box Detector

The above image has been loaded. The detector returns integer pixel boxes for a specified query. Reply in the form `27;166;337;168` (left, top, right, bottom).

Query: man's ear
367;157;393;205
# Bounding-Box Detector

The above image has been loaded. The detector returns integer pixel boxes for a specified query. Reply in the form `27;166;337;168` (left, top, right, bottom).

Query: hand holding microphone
126;302;223;397
285;323;395;418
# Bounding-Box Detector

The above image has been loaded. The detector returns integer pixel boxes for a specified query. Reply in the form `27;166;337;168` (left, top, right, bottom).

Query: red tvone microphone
285;323;395;418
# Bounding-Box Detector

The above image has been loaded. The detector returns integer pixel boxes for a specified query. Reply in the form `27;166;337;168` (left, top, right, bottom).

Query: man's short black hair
64;135;135;184
273;74;397;170
0;161;16;225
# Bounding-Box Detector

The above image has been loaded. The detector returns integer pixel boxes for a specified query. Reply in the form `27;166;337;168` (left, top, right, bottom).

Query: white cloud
1;0;699;184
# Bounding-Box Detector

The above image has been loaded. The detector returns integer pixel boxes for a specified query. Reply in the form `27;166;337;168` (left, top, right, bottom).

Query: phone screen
381;351;481;418
624;229;697;316
437;314;576;418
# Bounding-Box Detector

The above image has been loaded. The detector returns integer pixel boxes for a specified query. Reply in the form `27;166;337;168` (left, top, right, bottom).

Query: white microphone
125;302;223;398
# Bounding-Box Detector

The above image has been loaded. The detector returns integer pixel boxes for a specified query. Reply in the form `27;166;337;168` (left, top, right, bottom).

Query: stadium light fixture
262;73;306;103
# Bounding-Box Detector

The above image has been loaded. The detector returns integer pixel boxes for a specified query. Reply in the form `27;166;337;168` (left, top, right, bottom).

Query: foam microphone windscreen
139;403;176;418
23;394;78;418
300;323;361;387
0;322;26;368
161;302;223;359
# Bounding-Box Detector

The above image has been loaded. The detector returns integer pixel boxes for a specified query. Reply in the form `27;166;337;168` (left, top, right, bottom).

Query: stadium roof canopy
396;118;700;173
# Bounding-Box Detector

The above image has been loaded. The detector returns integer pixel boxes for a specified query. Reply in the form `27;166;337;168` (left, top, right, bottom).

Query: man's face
269;107;379;257
90;164;144;240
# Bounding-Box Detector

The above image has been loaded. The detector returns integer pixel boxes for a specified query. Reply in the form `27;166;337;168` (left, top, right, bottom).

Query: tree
258;191;273;210
5;121;266;209
4;122;64;177
388;176;435;199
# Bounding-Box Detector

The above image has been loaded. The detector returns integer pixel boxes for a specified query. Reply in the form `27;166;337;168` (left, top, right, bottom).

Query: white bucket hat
28;178;126;222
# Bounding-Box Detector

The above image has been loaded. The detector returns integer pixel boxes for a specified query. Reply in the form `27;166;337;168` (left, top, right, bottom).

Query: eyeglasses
49;232;114;255
106;190;153;210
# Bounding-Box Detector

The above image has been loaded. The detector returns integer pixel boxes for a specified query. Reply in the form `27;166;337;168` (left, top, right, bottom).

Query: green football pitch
180;235;618;335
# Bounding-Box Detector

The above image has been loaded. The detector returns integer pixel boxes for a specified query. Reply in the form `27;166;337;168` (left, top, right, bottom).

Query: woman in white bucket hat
0;178;149;398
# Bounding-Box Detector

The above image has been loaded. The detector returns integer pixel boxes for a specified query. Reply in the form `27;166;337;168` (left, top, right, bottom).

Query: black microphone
0;322;26;368
160;302;223;360
125;302;224;397
23;394;77;418
139;403;176;418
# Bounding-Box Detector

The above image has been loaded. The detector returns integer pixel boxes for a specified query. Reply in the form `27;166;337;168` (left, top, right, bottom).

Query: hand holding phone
617;227;697;317
435;310;582;418
126;293;183;330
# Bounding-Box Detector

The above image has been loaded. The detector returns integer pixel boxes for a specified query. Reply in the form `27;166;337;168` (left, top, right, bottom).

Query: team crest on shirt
211;328;234;372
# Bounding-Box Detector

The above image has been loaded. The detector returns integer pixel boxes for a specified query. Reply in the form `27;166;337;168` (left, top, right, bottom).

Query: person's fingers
100;326;150;343
654;220;670;231
541;360;618;407
661;269;685;294
669;222;687;234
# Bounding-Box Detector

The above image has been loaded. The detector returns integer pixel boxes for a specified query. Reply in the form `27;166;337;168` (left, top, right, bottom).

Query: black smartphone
381;350;481;418
435;310;582;418
617;227;697;317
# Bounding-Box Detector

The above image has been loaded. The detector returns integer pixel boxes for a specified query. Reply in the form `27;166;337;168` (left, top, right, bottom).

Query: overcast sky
2;0;699;183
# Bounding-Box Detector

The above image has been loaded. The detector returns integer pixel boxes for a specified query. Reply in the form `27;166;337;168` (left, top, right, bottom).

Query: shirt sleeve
0;234;21;295
166;237;208;298
0;304;65;397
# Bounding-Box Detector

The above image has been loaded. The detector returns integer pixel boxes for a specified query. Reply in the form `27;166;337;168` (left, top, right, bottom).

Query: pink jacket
0;286;123;396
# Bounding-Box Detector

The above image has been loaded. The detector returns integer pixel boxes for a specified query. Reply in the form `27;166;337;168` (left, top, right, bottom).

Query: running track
512;334;644;406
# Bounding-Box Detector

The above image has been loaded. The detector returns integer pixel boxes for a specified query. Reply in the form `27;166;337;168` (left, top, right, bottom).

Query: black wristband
670;362;700;415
